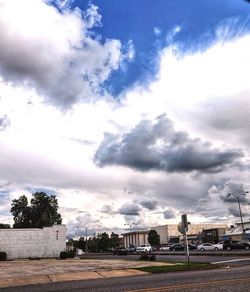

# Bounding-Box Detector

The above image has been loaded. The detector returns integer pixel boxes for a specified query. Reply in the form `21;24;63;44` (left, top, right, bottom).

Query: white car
136;244;152;253
213;241;223;250
159;245;170;251
198;243;216;251
198;242;223;251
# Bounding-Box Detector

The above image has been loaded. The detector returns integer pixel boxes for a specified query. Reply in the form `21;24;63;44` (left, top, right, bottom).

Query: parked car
113;247;128;255
169;243;196;251
213;241;224;250
136;244;152;253
223;240;250;251
198;243;217;251
159;245;171;251
126;245;136;254
169;244;184;251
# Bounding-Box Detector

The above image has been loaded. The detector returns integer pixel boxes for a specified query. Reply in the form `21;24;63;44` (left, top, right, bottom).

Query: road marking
126;277;250;292
211;258;250;264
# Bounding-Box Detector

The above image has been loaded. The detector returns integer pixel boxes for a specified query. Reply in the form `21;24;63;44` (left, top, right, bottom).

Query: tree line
68;232;121;252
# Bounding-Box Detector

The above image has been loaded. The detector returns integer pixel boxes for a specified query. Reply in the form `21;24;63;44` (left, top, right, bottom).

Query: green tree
148;229;160;246
109;232;120;250
11;195;31;228
11;192;62;228
99;232;110;252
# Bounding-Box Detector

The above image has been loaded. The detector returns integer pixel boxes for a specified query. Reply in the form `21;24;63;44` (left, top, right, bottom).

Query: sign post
178;214;190;267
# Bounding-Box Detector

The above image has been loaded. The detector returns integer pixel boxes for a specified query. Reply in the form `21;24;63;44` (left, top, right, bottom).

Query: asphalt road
2;264;250;292
83;252;250;267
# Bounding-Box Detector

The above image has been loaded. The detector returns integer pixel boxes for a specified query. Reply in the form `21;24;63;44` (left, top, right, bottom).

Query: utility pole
227;191;248;241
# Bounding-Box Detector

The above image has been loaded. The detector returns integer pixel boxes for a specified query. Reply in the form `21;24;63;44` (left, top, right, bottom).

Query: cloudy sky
0;0;250;238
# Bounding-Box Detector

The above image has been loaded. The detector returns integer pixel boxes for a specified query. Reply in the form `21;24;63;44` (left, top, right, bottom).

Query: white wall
0;225;66;259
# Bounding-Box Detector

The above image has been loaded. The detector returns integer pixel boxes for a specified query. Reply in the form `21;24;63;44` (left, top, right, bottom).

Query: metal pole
85;227;88;254
237;197;245;240
184;228;190;267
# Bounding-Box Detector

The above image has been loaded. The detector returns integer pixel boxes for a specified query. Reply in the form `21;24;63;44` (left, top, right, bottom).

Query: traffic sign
177;222;185;234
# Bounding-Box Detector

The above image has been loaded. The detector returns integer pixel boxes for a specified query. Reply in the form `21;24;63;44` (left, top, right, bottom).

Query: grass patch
135;262;221;273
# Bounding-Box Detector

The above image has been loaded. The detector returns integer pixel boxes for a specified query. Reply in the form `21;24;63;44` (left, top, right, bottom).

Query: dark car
169;243;197;251
126;245;136;254
223;240;250;251
169;244;184;251
113;247;128;255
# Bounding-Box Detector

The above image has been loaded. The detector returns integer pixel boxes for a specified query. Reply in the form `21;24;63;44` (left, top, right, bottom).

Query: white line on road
212;258;250;264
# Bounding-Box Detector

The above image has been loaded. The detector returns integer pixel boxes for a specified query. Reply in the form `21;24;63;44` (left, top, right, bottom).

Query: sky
0;0;250;238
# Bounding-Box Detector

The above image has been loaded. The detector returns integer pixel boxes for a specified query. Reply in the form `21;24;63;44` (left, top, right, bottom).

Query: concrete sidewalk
0;258;172;288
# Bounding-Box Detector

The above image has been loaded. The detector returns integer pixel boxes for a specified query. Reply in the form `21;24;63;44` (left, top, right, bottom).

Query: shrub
0;252;7;261
60;251;75;259
149;254;156;261
139;254;149;261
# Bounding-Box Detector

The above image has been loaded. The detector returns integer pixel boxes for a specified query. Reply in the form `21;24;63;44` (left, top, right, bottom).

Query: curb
0;269;149;288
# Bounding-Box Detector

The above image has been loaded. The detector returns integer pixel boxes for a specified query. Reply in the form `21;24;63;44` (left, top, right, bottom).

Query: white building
0;225;66;259
122;230;149;248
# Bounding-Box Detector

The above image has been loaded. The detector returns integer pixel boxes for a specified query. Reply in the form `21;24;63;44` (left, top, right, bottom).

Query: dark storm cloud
163;209;176;219
0;115;10;131
118;202;141;216
136;197;159;210
228;206;248;217
95;114;243;173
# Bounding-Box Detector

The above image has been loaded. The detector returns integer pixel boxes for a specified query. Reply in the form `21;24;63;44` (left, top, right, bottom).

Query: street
1;254;250;292
1;263;250;292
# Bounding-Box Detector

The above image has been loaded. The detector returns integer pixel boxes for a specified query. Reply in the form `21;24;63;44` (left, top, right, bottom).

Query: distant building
122;230;149;248
122;223;228;247
224;221;250;241
200;228;226;243
152;224;228;244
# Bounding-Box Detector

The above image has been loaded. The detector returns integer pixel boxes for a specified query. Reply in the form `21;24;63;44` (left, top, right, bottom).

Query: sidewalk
0;258;172;288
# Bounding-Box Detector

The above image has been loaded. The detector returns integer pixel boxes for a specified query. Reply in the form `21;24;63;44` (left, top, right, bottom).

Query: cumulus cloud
100;204;116;215
0;0;124;107
195;180;250;221
136;197;159;210
0;115;10;131
95;114;243;173
163;208;176;219
118;202;141;216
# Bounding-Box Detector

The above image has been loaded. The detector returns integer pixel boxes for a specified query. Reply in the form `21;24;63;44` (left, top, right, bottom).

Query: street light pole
227;191;248;240
124;222;137;247
83;227;88;254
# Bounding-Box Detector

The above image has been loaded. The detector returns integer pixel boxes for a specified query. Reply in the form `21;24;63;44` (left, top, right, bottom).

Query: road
83;252;250;266
1;263;250;291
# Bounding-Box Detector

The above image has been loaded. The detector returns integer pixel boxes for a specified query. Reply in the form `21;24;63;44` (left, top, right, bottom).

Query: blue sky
0;0;250;237
70;0;250;95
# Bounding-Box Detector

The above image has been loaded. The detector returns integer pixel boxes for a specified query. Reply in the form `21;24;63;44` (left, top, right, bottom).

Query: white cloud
154;26;162;36
0;0;122;107
1;7;250;236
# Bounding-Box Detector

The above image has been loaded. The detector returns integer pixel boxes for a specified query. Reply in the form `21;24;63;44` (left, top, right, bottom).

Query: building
152;224;228;244
122;230;149;248
200;228;226;243
224;221;250;241
122;223;228;247
0;225;66;259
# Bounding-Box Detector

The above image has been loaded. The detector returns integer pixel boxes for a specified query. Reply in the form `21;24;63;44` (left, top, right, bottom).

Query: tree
11;195;31;228
148;229;160;246
99;232;110;252
109;232;120;250
11;192;62;228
